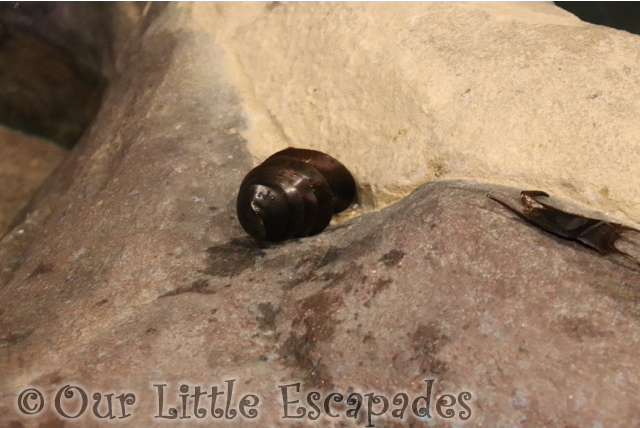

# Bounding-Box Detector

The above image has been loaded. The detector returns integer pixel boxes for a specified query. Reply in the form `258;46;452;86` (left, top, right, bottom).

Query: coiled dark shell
237;147;356;241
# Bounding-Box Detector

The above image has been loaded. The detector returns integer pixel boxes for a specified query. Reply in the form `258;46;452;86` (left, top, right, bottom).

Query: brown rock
0;126;66;236
0;2;108;147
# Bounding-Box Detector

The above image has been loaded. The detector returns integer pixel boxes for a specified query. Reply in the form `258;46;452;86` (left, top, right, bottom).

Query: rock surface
3;172;640;427
205;2;640;225
0;126;66;236
1;3;639;428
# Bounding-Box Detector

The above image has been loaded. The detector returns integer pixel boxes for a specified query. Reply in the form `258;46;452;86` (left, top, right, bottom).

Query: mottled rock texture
1;3;639;428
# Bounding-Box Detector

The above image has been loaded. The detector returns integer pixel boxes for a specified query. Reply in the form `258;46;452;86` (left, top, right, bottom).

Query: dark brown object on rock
489;190;640;266
236;147;356;241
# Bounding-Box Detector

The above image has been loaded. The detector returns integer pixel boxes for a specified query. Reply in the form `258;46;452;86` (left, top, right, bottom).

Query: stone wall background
0;3;639;427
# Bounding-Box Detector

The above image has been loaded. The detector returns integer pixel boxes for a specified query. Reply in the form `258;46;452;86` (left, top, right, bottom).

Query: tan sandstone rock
202;2;640;225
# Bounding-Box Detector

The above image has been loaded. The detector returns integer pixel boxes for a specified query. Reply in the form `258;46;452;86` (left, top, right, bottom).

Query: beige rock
200;2;640;225
0;126;66;236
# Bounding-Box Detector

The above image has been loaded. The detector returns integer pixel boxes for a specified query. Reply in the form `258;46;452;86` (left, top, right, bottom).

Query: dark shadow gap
555;2;640;36
0;2;111;149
